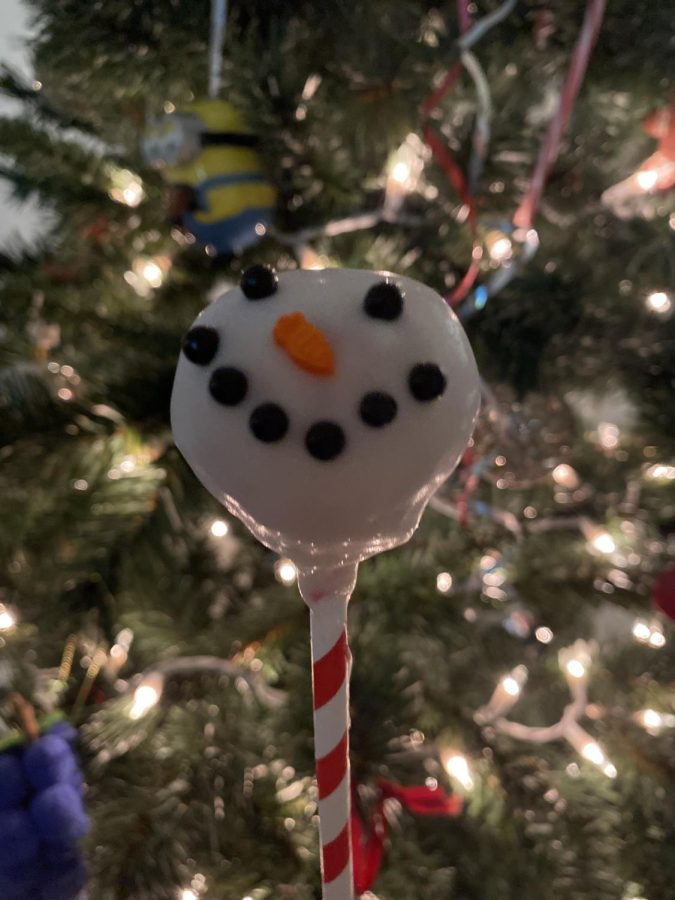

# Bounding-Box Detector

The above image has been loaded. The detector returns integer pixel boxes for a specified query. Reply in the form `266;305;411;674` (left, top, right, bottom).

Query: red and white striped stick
301;568;357;900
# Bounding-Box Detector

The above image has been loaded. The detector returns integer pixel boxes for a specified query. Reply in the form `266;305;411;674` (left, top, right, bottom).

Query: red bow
351;778;463;895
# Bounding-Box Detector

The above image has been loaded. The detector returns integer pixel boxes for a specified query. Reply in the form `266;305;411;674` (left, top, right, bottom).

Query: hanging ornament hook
208;0;229;99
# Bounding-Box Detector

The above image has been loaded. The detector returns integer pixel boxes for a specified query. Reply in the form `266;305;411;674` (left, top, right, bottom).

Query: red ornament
652;568;675;621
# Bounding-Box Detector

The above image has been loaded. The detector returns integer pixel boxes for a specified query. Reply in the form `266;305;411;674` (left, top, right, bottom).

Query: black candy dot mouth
209;366;248;405
360;391;397;427
250;403;289;442
182;326;219;366
240;264;278;300
408;363;446;402
305;421;346;461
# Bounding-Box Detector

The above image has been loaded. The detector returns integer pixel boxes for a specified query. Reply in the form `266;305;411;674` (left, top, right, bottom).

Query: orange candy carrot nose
273;311;335;376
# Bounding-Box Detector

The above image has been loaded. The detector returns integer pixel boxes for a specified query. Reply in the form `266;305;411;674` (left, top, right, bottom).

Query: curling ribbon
351;778;463;894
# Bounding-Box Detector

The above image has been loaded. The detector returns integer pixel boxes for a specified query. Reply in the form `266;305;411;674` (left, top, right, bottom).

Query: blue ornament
0;809;40;867
30;784;89;845
23;735;78;792
0;719;89;900
0;752;28;810
41;858;87;900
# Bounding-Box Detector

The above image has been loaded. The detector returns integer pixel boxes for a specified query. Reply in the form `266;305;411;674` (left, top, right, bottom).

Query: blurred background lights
535;626;553;644
552;463;580;489
274;558;297;586
181;891;197;900
444;753;474;790
210;519;229;538
597;422;620;450
631;618;666;648
0;604;16;631
636;169;658;191
565;659;586;679
436;571;453;593
107;166;145;207
645;463;675;480
501;675;521;697
646;290;672;314
130;675;163;719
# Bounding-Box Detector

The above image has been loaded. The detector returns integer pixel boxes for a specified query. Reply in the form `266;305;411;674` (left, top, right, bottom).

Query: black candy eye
250;403;289;442
209;367;248;405
305;421;346;461
363;281;404;321
359;391;397;427
240;264;278;300
182;326;219;365
408;363;446;402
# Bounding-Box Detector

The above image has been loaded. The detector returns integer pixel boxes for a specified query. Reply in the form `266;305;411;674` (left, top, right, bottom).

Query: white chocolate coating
171;268;480;570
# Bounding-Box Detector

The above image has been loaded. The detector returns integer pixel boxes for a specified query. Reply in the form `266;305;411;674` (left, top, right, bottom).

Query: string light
636;169;658;191
181;891;197;900
580;520;616;555
130;674;163;719
485;229;513;262
645;291;672;315
274;558;297;586
436;572;453;593
535;626;553;644
597;422;620;450
502;675;521;696
125;255;171;295
443;752;474;791
0;604;17;631
383;133;426;215
566;659;586;679
552;463;580;489
631;618;666;648
210;519;229;538
635;708;675;735
645;463;675;481
107;166;145;207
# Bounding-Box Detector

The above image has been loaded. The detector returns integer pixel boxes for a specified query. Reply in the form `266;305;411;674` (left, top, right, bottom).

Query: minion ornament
143;99;276;256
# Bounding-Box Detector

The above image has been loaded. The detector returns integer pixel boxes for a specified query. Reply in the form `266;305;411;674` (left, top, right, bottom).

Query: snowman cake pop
171;265;479;899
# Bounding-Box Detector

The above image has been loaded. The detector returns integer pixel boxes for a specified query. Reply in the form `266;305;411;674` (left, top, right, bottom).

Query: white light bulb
130;679;162;719
641;709;663;731
597;422;620;450
645;463;675;480
602;762;617;779
565;659;586;679
591;531;616;555
632;620;651;642
489;236;513;262
436;572;453;593
648;631;666;648
444;753;474;790
141;260;164;288
581;740;605;766
391;160;411;184
0;606;16;631
181;891;197;900
535;626;553;644
636;169;658;191
646;291;672;314
552;463;580;489
122;183;143;206
275;558;297;586
210;519;229;538
502;676;520;697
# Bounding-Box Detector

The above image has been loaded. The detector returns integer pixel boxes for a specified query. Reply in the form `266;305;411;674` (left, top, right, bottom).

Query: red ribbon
351;778;463;894
421;0;607;305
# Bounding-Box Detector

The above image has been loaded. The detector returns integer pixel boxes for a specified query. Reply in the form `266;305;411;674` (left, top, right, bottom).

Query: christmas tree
1;1;674;898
